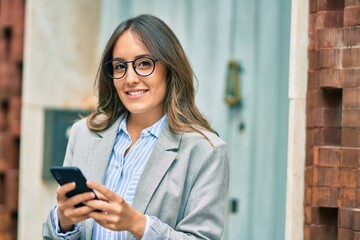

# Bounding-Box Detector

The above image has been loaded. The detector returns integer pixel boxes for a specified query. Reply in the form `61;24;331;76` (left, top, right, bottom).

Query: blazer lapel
132;123;182;214
85;116;123;183
84;115;123;239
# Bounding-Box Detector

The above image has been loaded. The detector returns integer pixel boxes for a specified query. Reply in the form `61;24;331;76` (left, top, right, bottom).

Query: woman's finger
67;192;96;208
56;182;75;200
87;181;116;200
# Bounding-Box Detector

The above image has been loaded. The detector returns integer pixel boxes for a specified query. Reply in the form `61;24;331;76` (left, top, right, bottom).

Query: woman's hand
56;182;97;232
85;181;146;239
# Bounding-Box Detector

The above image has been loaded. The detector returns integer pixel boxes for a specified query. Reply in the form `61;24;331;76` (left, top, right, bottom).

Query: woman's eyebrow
112;54;154;61
135;54;153;58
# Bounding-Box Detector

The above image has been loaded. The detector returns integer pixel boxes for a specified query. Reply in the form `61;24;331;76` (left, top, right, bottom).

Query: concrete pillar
18;1;100;239
285;0;309;239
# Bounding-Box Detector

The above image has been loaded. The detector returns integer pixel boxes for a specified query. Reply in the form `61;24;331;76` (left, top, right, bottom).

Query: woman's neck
127;112;164;133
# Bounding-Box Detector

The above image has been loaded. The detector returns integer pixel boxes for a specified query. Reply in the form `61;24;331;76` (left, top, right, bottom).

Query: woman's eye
114;63;126;71
137;60;152;68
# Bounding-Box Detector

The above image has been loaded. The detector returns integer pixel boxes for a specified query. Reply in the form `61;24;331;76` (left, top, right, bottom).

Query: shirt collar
146;114;167;138
118;113;167;138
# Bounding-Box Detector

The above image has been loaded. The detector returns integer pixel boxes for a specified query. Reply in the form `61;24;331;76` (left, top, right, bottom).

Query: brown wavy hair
87;14;217;136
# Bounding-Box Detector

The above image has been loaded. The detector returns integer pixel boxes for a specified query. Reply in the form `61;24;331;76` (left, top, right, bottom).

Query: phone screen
50;166;98;207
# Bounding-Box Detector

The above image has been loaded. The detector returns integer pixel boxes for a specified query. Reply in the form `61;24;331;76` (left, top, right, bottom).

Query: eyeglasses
103;56;158;79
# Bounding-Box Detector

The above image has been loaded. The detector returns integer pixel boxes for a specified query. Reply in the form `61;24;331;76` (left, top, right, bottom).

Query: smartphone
50;166;98;208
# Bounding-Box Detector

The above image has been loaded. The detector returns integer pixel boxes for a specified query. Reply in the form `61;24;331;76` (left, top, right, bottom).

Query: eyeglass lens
106;57;156;79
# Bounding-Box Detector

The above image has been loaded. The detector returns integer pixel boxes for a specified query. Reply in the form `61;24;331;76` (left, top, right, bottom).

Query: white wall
18;1;100;239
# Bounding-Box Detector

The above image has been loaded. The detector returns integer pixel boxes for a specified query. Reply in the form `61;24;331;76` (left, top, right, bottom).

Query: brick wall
306;0;360;239
0;0;24;239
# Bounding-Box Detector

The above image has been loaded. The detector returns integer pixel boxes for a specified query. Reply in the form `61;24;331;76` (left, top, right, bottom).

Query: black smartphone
50;166;98;207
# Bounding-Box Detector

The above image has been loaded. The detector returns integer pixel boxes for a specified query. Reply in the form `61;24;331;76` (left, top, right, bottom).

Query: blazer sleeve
143;142;230;240
42;121;82;240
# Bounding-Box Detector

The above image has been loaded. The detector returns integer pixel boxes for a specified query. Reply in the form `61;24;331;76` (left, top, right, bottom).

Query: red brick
308;108;341;127
307;89;342;109
355;231;360;240
341;147;360;168
309;50;320;70
11;1;25;35
307;146;314;166
342;128;360;147
338;227;353;240
305;206;312;224
304;224;311;240
306;166;314;186
0;172;4;206
309;13;317;36
317;0;345;10
0;211;11;231
314;146;341;166
309;32;318;51
319;48;342;68
316;10;344;30
5;170;18;211
10;33;24;62
339;168;358;187
0;63;21;98
0;158;5;172
317;28;343;49
342;48;360;68
313;166;339;186
310;224;338;240
307;127;342;147
0;0;25;31
0;232;13;240
307;110;314;128
305;185;313;205
312;186;339;207
345;0;360;7
308;70;319;90
310;0;318;13
0;36;6;61
7;97;21;136
343;108;360;128
0;0;12;28
343;27;360;47
318;68;344;89
338;208;354;229
344;5;360;27
343;88;360;108
354;209;360;231
0;104;6;131
340;188;360;208
343;69;360;88
0;133;18;167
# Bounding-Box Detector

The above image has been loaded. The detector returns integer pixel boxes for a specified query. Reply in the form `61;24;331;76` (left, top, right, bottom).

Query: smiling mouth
127;90;147;96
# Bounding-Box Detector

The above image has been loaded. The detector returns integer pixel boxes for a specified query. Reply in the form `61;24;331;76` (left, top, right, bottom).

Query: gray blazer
43;115;229;240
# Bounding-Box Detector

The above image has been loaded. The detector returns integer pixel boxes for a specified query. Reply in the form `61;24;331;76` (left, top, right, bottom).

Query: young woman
43;14;229;240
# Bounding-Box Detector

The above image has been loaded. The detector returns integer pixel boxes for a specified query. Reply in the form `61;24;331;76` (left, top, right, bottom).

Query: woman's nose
124;66;140;84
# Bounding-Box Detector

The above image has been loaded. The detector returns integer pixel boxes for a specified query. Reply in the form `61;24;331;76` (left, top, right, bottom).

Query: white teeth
128;90;145;96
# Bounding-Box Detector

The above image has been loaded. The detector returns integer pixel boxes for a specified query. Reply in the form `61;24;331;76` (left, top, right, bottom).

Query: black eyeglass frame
103;56;159;79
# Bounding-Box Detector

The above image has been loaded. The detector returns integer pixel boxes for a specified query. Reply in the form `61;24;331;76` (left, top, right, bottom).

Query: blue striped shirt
92;114;167;240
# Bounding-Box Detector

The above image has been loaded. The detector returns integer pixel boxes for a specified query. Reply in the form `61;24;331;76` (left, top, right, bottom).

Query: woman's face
112;30;167;120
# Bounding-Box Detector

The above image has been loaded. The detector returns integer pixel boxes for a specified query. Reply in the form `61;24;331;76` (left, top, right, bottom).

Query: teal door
223;0;291;239
100;0;291;239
